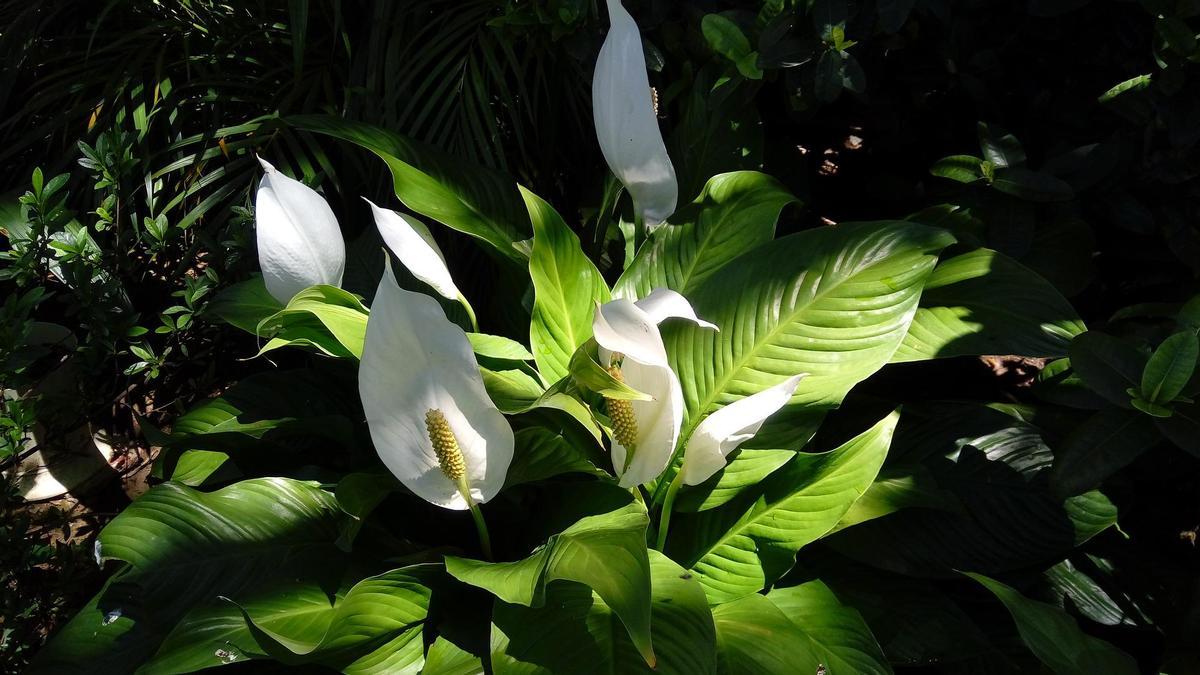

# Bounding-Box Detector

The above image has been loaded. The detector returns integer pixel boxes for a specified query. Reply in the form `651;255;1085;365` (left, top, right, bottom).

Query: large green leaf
711;593;818;675
827;465;960;534
613;171;797;300
668;411;898;603
525;187;610;383
205;276;283;333
255;284;370;359
965;573;1138;675
674;449;795;512
828;405;1119;576
892;248;1086;362
489;551;715;674
445;498;655;665
817;563;994;667
236;566;435;674
1049;409;1158;497
34;479;350;673
150;367;359;481
97;478;343;570
766;580;892;675
1068;331;1147;408
665;221;953;454
290;115;529;262
504;427;607;488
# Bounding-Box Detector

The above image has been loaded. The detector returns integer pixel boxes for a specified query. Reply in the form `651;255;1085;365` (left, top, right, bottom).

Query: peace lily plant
47;4;1125;673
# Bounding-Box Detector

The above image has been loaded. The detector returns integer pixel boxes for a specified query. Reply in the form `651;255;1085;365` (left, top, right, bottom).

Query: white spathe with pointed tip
366;199;461;301
680;375;807;486
592;290;716;487
593;0;678;228
359;260;513;510
255;157;345;304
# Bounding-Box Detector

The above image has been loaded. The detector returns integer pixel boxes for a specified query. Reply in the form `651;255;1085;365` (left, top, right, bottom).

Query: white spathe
592;289;715;487
366;199;462;301
680;375;806;486
593;0;678;227
255;157;346;304
359;260;513;510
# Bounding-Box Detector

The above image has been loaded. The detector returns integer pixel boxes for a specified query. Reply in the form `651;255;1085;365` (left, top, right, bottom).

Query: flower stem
654;473;683;551
458;478;493;561
457;293;479;333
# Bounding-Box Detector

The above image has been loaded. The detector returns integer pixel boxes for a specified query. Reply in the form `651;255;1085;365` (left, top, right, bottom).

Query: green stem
457;293;479;333
654;473;683;551
458;478;493;561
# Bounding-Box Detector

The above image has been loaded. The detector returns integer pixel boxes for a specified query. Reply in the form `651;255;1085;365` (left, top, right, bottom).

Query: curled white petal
593;0;678;227
359;260;513;509
255;157;345;304
366;199;461;301
634;288;718;330
592;296;685;487
593;298;670;368
680;375;806;486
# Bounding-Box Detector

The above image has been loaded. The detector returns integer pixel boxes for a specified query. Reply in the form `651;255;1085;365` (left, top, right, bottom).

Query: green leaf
1050;409;1159;497
481;367;548;412
1069;332;1147;408
468;333;534;361
525;186;610;383
334;472;400;549
930;155;986;183
964;573;1138;675
235;565;434;673
815;49;846;103
446;498;655;666
977;122;1027;168
668;411;898;603
256;285;369;359
811;0;848;40
1098;74;1154;124
991;167;1075;202
892;248;1086;362
674;449;795;512
613;171;798;300
290;115;530;262
711;593;818;674
151;368;358;456
206;276;284;333
35;480;351;673
504;427;607;488
665;221;952;454
423;637;483;675
1140;330;1198;404
766;581;892;675
490;551;715;674
98;478;343;570
702;14;756;77
827;465;959;534
1044;558;1150;628
568;341;652;401
828;408;1119;576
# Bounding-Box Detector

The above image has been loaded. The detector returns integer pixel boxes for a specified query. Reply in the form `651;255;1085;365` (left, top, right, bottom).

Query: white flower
592;289;716;487
366;199;461;301
359;260;513;510
679;375;806;486
255;157;345;304
593;0;678;228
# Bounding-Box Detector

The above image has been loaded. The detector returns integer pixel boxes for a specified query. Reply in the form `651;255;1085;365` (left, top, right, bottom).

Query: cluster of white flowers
251;0;802;517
